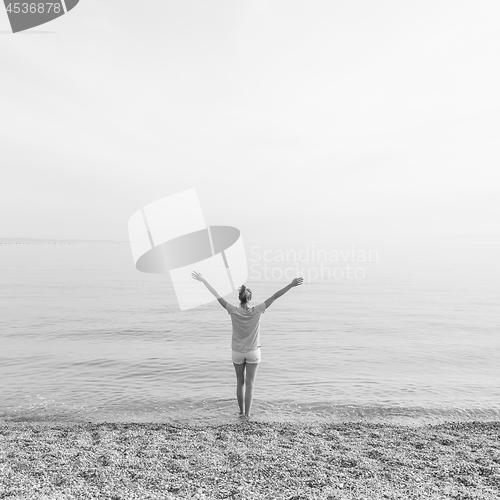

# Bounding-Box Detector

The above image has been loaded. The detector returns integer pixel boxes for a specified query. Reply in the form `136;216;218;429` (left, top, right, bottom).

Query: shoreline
1;420;499;499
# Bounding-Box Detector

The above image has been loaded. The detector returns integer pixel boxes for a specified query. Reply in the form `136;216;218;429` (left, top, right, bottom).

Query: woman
191;271;303;419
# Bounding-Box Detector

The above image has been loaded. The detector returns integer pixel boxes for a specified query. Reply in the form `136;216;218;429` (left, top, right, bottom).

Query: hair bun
238;284;251;304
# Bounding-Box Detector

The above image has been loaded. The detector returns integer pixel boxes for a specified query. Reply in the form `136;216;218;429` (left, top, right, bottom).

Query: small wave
2;398;499;427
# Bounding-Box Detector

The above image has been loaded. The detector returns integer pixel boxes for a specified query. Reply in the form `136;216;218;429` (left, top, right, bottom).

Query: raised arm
264;277;303;309
191;271;228;309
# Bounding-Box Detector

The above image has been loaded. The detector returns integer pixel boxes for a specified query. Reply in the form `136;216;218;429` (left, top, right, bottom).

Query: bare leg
244;383;254;417
244;363;259;417
236;382;245;414
233;362;246;414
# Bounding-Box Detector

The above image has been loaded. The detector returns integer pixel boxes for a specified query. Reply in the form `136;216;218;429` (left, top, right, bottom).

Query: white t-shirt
226;302;267;352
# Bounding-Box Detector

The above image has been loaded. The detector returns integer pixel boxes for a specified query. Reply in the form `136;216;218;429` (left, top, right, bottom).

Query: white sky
1;0;499;244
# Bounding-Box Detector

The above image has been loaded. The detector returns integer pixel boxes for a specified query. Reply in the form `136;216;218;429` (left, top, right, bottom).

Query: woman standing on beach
191;272;303;419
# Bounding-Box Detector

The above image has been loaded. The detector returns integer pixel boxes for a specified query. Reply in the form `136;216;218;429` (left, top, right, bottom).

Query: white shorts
232;347;261;365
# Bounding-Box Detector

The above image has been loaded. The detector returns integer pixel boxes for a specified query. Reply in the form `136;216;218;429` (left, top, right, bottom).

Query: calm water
1;241;499;427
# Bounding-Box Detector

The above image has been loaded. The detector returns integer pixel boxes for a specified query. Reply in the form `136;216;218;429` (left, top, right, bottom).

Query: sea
1;240;499;427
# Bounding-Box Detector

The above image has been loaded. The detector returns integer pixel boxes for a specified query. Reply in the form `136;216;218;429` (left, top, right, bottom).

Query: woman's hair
238;284;252;304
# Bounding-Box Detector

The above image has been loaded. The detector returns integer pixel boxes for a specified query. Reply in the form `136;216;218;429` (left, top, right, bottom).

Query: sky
1;0;499;245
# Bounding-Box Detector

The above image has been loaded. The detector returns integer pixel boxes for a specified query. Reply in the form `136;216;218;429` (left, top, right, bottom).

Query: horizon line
0;237;129;242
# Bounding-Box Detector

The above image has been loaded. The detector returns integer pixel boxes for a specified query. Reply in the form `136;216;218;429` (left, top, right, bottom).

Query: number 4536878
6;3;62;14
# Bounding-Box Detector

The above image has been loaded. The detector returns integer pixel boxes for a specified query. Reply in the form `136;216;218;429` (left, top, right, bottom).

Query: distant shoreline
0;239;128;244
2;238;498;245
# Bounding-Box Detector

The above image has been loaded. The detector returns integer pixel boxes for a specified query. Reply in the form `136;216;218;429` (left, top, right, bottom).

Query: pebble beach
1;419;500;499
